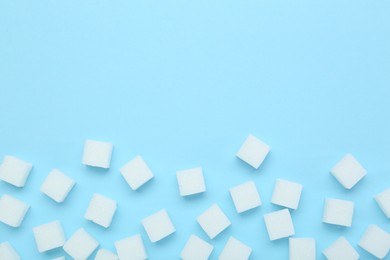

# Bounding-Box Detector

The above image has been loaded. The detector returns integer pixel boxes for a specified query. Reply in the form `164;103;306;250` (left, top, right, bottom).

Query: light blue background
1;0;390;259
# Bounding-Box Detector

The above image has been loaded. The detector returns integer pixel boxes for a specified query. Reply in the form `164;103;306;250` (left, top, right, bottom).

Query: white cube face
323;237;359;260
264;209;295;241
115;234;147;260
176;167;206;196
120;156;154;190
330;154;366;189
84;194;117;228
63;228;99;260
94;249;118;260
51;257;65;260
197;204;231;239
230;181;261;213
323;198;354;227
82;139;113;168
180;235;214;260
141;209;176;243
271;179;303;210
375;188;390;218
0;242;20;260
236;135;270;169
358;225;390;259
33;220;65;252
289;238;316;260
219;237;252;260
40;169;75;203
0;155;32;187
0;194;29;228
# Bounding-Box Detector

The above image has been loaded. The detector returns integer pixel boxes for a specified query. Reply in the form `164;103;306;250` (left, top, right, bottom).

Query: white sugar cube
0;242;20;260
219;237;252;260
51;257;65;260
82;139;113;168
375;187;390;218
0;155;32;187
330;154;366;189
322;198;354;227
33;220;65;252
115;234;147;260
141;209;175;243
120;156;154;190
323;236;359;260
0;194;29;227
229;181;261;213
271;179;303;210
197;204;231;239
289;238;316;260
358;224;390;259
40;169;75;203
180;235;214;260
264;209;295;240
95;249;118;260
63;228;99;260
176;167;206;196
84;193;117;228
236;134;270;169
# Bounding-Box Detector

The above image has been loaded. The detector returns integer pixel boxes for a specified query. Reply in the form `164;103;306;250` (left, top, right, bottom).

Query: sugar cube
33;220;65;252
323;236;359;260
0;194;29;227
263;209;295;240
197;204;231;239
51;257;65;260
180;235;214;260
0;242;20;260
322;198;354;227
219;237;252;260
229;181;261;213
84;193;117;228
176;167;206;196
271;179;303;210
289;237;316;260
95;249;118;260
358;224;390;259
40;169;75;203
330;154;366;189
236;134;270;169
0;155;32;187
375;187;390;218
63;228;99;260
82;139;113;168
120;156;154;190
141;209;175;243
115;234;147;260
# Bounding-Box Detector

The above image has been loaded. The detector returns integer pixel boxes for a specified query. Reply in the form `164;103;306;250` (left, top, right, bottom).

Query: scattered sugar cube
330;154;366;189
180;235;214;260
219;236;252;260
322;198;354;227
0;242;20;260
375;187;390;218
0;194;29;227
323;236;359;260
197;204;231;239
141;209;175;242
263;209;295;240
84;193;117;228
271;179;303;210
236;134;270;169
51;257;65;260
115;234;147;260
33;220;65;252
82;139;113;168
95;249;118;260
358;224;390;259
120;156;154;190
229;181;261;213
176;167;206;196
63;228;99;260
0;155;32;187
289;237;316;260
40;169;75;203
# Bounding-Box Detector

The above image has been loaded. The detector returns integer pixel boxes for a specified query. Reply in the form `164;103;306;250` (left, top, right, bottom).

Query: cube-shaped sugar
358;224;390;259
94;249;118;260
229;181;261;213
115;234;147;260
120;156;154;190
236;134;270;169
33;220;65;252
141;209;175;243
40;169;75;203
180;235;214;260
289;238;316;260
271;179;303;210
51;257;65;260
323;237;359;260
375;187;390;218
84;193;117;228
63;228;99;260
176;167;206;196
0;242;20;260
82;139;113;168
197;204;231;239
263;209;295;241
330;154;366;189
322;198;354;227
0;155;32;187
0;194;29;227
219;237;252;260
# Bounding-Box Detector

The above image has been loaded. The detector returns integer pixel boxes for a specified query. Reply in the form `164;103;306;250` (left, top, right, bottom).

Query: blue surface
1;0;390;259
